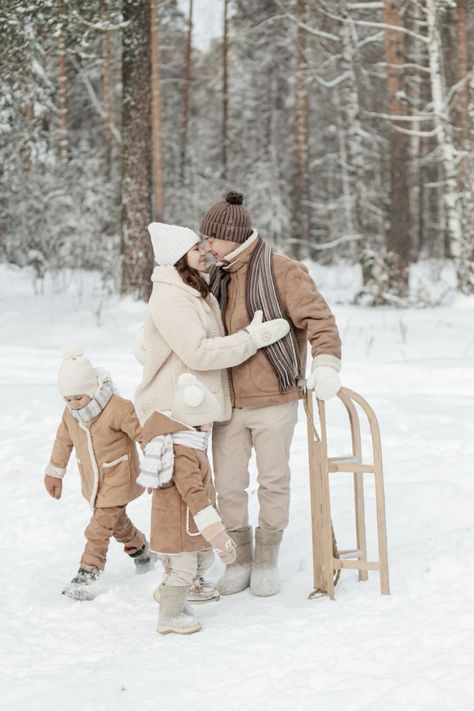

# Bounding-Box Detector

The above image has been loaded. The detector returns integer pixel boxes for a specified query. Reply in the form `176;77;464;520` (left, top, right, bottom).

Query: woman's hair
175;254;210;299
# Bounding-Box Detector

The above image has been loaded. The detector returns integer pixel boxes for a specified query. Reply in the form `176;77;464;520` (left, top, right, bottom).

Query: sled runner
304;386;390;600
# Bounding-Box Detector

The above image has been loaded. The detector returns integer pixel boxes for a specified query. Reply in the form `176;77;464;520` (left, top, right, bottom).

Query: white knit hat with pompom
148;222;199;266
171;373;222;426
57;343;98;398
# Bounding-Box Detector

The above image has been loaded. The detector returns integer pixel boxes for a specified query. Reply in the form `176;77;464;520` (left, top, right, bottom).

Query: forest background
1;0;473;305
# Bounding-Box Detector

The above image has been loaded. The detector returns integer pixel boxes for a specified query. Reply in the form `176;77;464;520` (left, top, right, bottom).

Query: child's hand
44;475;62;499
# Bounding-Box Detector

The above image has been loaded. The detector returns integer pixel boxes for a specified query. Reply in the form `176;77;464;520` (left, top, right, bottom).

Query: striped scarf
68;383;114;423
209;237;301;391
137;430;210;489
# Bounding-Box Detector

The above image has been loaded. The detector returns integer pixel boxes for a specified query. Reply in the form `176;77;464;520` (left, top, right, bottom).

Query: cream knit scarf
68;383;114;423
137;430;210;489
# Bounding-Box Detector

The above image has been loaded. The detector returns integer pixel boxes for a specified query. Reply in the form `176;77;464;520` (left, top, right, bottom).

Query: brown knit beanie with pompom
199;191;253;243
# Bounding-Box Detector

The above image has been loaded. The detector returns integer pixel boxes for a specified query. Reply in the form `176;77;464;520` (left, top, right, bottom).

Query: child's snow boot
250;526;283;597
187;576;220;604
62;565;101;601
153;585;194;614
216;526;252;595
156;584;202;635
126;542;156;574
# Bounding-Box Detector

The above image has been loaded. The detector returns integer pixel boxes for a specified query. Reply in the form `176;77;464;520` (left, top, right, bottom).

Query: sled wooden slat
334;560;381;571
305;386;390;599
328;462;376;473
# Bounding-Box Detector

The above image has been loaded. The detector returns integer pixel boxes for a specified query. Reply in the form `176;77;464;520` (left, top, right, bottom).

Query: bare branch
69;55;121;143
352;19;428;43
311;71;348;89
391;124;441;138
273;0;340;42
348;2;383;9
362;110;434;122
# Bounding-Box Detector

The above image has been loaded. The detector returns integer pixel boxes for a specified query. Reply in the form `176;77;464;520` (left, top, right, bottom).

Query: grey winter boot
250;527;283;597
216;526;253;595
127;542;157;574
156;584;202;635
62;565;101;601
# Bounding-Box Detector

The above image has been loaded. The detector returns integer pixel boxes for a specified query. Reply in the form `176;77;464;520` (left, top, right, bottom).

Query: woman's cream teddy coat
134;266;257;424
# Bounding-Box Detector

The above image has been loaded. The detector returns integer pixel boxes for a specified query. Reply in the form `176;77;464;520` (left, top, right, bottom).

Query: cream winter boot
157;584;202;635
216;526;253;595
250;527;283;597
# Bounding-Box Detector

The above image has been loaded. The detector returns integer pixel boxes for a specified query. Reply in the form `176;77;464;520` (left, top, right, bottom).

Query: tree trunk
57;0;68;162
121;0;153;301
406;7;423;261
426;0;463;271
383;0;409;297
101;1;112;148
456;0;469;184
291;0;310;260
339;3;369;267
459;54;474;294
180;0;193;185
151;0;164;219
222;0;229;180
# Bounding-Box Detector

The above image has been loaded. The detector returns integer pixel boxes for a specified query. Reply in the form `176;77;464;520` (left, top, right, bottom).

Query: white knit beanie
148;222;200;266
57;344;98;398
171;374;222;426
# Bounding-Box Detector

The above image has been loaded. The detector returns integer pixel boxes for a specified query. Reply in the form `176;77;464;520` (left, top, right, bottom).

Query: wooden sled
304;386;390;600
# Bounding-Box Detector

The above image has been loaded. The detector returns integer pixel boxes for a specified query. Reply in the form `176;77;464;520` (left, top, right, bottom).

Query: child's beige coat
47;395;143;509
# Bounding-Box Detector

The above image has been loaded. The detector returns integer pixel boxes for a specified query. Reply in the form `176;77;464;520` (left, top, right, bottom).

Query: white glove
307;366;341;400
132;326;146;365
246;310;290;349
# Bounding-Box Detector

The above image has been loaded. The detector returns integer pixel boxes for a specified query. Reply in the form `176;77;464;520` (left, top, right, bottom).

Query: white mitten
307;365;341;400
246;310;290;349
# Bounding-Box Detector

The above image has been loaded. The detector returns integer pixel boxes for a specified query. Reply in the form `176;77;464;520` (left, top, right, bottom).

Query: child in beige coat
138;373;236;635
44;345;152;601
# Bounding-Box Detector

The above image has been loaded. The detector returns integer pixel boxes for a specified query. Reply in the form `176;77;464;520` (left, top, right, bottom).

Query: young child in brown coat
138;373;236;635
44;344;152;601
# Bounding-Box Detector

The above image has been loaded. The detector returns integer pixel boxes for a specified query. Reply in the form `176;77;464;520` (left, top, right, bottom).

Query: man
201;190;342;597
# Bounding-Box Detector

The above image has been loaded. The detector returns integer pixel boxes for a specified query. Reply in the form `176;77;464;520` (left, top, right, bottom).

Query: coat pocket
186;507;201;537
102;454;131;487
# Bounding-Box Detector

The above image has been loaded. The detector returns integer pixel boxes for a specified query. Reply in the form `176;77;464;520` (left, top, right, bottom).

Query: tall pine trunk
222;0;229;181
151;0;164;220
383;0;409;297
57;0;69;162
338;3;369;271
291;0;310;260
180;0;193;185
426;0;463;271
121;0;153;301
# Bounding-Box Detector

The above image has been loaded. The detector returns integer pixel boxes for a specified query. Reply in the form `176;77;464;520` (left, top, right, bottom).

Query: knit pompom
62;342;83;360
178;373;198;388
225;191;244;205
183;385;204;407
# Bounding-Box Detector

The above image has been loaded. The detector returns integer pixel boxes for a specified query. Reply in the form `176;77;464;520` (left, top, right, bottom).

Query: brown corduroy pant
81;505;145;571
212;401;298;532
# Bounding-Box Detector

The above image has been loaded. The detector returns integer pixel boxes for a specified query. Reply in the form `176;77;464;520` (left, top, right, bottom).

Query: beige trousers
82;505;145;570
212;401;298;531
159;549;215;587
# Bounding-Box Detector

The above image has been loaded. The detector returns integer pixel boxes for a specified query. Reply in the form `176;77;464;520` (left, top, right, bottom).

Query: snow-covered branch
273;0;340;42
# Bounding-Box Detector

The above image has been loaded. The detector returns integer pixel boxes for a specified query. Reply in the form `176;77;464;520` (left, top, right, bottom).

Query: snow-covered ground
1;263;473;711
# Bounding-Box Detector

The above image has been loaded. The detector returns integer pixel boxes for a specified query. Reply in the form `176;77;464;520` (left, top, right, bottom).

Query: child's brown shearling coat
142;411;217;555
47;395;144;509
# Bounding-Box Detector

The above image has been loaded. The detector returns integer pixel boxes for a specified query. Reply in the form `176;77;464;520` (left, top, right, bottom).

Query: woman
133;222;289;602
134;222;289;426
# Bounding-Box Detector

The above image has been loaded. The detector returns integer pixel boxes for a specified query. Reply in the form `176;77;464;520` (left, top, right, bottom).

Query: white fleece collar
151;265;204;298
217;230;259;268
